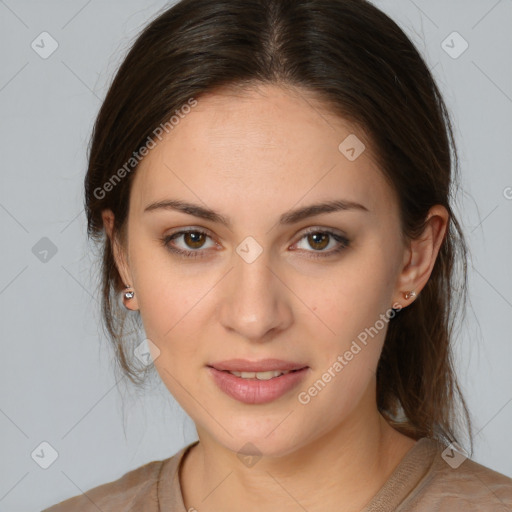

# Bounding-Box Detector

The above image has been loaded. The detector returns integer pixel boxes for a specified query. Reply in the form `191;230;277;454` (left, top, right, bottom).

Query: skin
103;84;448;512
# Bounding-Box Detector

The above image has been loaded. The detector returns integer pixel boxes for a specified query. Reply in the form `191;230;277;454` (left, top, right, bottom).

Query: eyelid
292;225;348;243
165;225;216;240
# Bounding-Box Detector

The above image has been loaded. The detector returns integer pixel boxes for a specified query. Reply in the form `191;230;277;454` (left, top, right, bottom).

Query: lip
207;360;309;404
208;358;307;372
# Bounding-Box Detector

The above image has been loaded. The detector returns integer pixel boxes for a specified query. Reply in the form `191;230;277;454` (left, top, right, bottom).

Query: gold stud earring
404;291;417;300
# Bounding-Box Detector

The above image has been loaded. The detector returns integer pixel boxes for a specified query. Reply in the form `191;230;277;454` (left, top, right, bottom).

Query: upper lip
208;358;308;372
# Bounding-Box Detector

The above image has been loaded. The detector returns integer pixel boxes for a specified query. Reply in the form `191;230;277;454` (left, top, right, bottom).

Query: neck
180;398;416;512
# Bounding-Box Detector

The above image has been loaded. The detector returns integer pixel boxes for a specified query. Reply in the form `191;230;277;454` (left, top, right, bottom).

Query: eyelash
160;228;350;260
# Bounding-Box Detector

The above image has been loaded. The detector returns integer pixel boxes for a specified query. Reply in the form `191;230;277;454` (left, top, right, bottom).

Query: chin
204;420;311;460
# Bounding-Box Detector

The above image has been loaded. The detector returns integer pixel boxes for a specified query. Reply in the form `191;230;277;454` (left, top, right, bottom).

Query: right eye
161;229;218;259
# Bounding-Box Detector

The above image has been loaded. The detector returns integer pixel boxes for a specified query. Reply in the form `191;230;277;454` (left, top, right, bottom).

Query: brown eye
307;233;330;251
293;229;350;258
162;229;216;259
183;231;207;249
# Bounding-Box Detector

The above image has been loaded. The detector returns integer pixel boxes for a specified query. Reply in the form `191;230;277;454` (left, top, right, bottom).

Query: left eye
293;230;349;256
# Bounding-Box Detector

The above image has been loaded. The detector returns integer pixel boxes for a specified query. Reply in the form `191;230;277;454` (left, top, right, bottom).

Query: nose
217;248;294;343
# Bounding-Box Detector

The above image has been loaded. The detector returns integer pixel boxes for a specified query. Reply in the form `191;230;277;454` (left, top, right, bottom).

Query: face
111;84;410;457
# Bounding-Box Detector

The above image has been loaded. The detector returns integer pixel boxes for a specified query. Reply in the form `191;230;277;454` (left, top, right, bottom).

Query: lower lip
207;367;309;404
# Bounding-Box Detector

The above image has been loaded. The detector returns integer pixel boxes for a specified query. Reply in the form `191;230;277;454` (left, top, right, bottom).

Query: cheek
129;246;204;349
298;288;389;422
311;289;388;378
301;248;398;388
308;253;396;335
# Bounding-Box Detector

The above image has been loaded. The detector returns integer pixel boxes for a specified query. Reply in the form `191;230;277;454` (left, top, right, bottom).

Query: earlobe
122;284;138;311
393;205;449;307
101;210;139;311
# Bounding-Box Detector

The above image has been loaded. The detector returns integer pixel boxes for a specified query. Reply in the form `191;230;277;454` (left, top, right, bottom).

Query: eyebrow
143;198;368;227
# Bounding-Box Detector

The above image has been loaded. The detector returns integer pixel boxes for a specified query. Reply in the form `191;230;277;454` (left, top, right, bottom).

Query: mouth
223;369;300;380
207;359;309;404
208;358;307;373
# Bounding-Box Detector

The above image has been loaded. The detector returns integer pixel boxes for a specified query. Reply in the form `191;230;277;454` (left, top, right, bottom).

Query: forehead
130;84;394;218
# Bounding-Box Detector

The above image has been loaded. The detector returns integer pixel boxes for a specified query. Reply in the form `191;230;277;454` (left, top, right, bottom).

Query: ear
393;205;449;308
101;209;139;311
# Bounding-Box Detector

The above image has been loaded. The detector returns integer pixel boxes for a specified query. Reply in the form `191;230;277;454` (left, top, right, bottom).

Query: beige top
42;438;512;511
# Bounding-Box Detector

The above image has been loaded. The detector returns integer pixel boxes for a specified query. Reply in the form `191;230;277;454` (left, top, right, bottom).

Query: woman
44;0;512;510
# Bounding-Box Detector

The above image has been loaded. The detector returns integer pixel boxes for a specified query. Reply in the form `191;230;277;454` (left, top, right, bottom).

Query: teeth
228;370;291;380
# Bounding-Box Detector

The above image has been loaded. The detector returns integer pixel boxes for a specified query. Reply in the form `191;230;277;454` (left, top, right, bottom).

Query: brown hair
85;0;472;450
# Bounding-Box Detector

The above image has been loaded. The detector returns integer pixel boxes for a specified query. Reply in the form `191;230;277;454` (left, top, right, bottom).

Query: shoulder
41;458;167;512
405;441;512;511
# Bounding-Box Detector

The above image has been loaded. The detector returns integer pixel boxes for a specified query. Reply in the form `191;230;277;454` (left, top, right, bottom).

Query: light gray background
0;1;511;510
